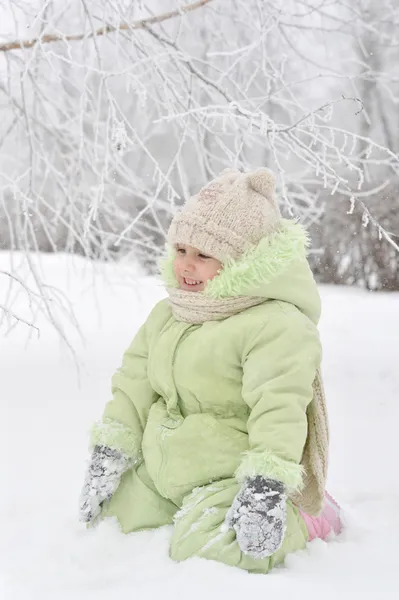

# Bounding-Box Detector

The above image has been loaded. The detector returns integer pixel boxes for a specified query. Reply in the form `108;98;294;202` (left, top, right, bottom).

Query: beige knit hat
167;167;281;262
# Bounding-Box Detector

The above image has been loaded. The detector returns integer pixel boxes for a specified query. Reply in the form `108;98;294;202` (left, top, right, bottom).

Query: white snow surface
1;253;399;599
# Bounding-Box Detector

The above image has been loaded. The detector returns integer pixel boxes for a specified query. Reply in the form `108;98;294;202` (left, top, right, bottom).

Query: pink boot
299;492;342;542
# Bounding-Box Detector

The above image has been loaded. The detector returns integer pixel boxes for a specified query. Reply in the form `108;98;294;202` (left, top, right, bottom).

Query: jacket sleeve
89;318;159;463
236;306;321;493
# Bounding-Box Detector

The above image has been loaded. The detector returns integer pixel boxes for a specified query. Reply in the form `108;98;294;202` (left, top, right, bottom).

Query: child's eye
176;248;186;255
199;253;210;259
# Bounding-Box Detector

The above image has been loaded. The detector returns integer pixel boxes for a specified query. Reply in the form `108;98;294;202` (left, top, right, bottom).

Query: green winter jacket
90;219;322;572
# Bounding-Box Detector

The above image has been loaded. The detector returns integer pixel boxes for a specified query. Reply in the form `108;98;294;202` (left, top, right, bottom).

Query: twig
0;0;214;53
0;303;40;335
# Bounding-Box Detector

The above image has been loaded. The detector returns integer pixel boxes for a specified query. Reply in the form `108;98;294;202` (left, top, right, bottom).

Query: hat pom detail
247;168;276;199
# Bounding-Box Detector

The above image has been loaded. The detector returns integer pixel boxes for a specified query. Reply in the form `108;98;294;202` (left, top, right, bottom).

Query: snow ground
1;253;398;600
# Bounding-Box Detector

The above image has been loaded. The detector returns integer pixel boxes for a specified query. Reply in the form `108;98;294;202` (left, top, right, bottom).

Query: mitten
79;445;131;524
225;475;287;559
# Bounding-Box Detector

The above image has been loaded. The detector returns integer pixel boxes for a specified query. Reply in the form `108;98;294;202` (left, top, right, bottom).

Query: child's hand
225;476;287;559
79;445;131;524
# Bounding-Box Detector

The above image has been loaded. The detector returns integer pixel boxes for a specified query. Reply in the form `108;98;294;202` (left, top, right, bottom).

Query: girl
79;168;341;573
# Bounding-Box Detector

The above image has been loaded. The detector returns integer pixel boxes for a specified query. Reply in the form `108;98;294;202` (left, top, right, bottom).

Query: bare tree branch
0;0;214;53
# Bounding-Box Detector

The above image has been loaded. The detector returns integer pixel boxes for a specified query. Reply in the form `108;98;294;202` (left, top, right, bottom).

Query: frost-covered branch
0;0;214;52
0;0;398;339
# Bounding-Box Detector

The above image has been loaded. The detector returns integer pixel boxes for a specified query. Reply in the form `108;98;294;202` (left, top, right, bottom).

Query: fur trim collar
160;219;309;299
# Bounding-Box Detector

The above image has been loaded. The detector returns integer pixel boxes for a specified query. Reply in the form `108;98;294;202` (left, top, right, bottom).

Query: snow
1;252;399;599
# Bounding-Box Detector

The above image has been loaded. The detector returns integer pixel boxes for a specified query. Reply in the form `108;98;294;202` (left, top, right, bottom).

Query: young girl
79;168;341;573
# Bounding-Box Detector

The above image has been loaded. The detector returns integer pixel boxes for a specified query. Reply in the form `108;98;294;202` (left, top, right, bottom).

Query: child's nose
183;257;196;272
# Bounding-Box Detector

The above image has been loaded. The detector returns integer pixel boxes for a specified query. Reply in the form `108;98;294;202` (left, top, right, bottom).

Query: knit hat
167;168;281;262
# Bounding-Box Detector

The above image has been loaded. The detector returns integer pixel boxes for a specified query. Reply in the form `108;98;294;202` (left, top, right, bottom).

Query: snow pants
101;461;309;574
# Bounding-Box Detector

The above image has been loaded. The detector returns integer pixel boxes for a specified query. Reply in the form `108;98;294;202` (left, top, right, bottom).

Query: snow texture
226;476;287;559
79;445;131;524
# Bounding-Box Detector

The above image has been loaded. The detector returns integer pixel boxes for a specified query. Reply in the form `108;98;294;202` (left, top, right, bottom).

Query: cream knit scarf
167;287;265;323
167;286;328;516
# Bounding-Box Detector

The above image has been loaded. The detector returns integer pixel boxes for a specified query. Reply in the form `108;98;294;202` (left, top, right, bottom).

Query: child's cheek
173;259;180;277
207;266;220;282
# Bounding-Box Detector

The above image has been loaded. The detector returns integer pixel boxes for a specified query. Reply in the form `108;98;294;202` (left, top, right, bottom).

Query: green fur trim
206;219;310;299
159;246;179;288
159;219;309;297
90;418;140;459
236;449;304;492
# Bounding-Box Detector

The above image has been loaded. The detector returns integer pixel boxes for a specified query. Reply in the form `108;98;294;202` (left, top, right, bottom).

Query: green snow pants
101;462;308;574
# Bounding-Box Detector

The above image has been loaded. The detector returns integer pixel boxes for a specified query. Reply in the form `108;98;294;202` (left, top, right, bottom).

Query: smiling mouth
183;277;202;286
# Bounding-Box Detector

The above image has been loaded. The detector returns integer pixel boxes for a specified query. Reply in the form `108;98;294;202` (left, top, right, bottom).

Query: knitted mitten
79;445;131;524
225;476;287;559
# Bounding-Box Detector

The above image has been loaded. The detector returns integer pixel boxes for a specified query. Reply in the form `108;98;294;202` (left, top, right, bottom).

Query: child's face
173;244;222;292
